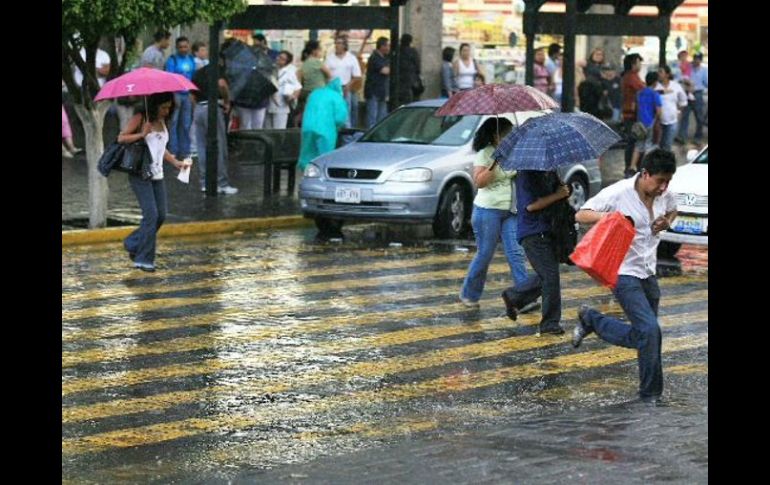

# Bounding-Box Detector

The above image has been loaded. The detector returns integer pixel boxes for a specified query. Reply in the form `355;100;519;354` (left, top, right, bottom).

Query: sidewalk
61;106;706;231
61;107;303;230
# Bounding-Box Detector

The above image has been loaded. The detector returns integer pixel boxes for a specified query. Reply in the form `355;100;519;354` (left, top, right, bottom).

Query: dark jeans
521;233;562;331
582;275;663;398
124;175;167;266
678;91;705;141
623;119;635;171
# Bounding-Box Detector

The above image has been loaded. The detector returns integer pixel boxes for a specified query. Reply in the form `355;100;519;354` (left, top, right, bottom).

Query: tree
62;0;247;228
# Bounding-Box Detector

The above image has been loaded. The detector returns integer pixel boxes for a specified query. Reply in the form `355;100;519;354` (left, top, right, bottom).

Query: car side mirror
686;149;698;163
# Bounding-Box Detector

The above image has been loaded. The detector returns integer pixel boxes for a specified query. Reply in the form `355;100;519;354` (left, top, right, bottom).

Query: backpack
545;195;578;265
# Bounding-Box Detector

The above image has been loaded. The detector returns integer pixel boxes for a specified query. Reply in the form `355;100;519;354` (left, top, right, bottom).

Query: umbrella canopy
493;112;621;172
435;84;558;117
94;68;198;102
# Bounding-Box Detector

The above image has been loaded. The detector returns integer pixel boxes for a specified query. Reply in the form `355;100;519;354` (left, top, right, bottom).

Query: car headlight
388;168;432;182
304;163;321;178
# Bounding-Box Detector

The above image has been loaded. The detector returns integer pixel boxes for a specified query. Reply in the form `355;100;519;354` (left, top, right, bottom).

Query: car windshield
694;148;708;164
360;107;480;146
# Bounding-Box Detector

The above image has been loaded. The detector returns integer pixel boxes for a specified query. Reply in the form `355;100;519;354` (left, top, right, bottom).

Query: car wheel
433;182;469;239
657;241;681;259
314;217;344;237
566;174;589;211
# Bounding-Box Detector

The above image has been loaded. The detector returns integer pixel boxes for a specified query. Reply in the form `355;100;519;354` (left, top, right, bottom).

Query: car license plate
672;216;704;235
335;187;361;204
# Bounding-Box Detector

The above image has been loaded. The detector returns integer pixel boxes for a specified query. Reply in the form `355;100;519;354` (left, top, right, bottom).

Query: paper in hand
177;158;193;184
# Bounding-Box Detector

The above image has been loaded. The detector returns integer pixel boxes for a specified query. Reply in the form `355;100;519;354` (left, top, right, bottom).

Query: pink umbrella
435;84;558;117
94;67;198;102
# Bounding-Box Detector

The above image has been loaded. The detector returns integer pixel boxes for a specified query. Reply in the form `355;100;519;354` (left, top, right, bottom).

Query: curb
62;215;312;246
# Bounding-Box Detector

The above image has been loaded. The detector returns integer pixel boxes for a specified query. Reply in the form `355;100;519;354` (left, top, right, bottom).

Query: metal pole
561;0;577;113
524;4;536;86
659;34;668;68
206;22;222;196
389;3;401;111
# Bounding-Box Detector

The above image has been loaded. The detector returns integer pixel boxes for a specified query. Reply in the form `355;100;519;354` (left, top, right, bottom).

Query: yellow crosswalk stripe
64;273;698;368
62;305;706;424
61;282;705;393
61;333;707;455
63;251;466;301
62;261;526;321
64;267;666;342
62;245;435;287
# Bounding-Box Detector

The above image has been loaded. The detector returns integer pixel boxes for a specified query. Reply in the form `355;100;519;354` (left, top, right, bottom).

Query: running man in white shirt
573;149;678;402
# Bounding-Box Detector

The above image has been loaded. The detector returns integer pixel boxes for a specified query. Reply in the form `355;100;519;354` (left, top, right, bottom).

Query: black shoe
501;290;517;321
572;304;594;348
540;325;565;335
519;299;541;314
128;252;136;262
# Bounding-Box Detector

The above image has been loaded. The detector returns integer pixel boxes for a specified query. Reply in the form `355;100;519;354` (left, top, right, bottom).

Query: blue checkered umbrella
492;112;621;171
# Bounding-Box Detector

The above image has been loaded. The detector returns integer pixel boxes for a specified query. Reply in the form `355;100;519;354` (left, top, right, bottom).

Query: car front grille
310;199;407;213
675;193;708;208
327;168;382;180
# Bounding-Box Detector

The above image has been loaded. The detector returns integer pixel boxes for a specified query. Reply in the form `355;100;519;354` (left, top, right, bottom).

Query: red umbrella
435;84;558;117
94;67;198;102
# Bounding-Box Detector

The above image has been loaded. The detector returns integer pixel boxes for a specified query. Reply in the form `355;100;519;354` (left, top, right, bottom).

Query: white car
659;145;708;257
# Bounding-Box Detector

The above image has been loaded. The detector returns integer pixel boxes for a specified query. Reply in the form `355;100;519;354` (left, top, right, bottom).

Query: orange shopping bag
569;211;635;289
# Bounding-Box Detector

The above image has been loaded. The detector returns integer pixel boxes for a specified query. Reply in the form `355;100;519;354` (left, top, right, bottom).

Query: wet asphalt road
62;226;708;483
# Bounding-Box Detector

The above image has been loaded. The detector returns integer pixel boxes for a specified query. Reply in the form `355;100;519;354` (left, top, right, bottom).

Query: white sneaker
459;294;480;309
218;185;239;195
62;146;74;158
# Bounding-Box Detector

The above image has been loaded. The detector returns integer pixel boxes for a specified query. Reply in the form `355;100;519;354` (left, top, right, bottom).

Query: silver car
299;99;602;239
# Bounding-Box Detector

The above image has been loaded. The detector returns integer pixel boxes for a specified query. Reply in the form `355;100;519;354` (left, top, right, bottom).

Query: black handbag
115;141;150;175
101;140;152;179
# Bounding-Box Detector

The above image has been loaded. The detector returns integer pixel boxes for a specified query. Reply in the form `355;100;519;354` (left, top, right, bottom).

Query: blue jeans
124;175;167;266
660;122;677;151
366;97;388;129
350;93;359;128
678;91;705;141
169;93;192;158
582;275;663;398
193;103;230;188
461;206;529;302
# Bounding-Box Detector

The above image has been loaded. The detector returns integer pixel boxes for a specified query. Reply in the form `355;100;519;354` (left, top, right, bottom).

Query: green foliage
62;0;248;104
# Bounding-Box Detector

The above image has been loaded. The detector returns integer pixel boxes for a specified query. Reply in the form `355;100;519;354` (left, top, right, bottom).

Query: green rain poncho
298;78;349;170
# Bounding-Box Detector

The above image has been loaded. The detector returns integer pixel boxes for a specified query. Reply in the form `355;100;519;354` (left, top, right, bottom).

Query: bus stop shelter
202;1;410;195
523;0;685;113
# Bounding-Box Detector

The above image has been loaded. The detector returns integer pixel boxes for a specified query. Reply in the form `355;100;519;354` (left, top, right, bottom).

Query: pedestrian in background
62;105;81;158
364;37;391;128
441;46;456;98
164;36;196;160
267;50;302;129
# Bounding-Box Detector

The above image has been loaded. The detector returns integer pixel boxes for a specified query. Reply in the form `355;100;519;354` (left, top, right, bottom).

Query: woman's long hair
302;40;320;62
146;92;175;122
472;117;513;152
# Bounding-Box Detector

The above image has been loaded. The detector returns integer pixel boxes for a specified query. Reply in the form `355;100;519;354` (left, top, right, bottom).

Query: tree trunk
73;103;111;229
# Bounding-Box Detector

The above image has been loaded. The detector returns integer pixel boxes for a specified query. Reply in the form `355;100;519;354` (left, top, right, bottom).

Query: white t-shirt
581;174;677;279
144;122;169;181
324;51;361;86
73;48;111;87
654;80;688;126
455;58;478;90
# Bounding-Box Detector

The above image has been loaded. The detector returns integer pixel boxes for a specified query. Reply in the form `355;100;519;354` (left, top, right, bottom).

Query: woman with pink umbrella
96;68;197;271
117;92;188;272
